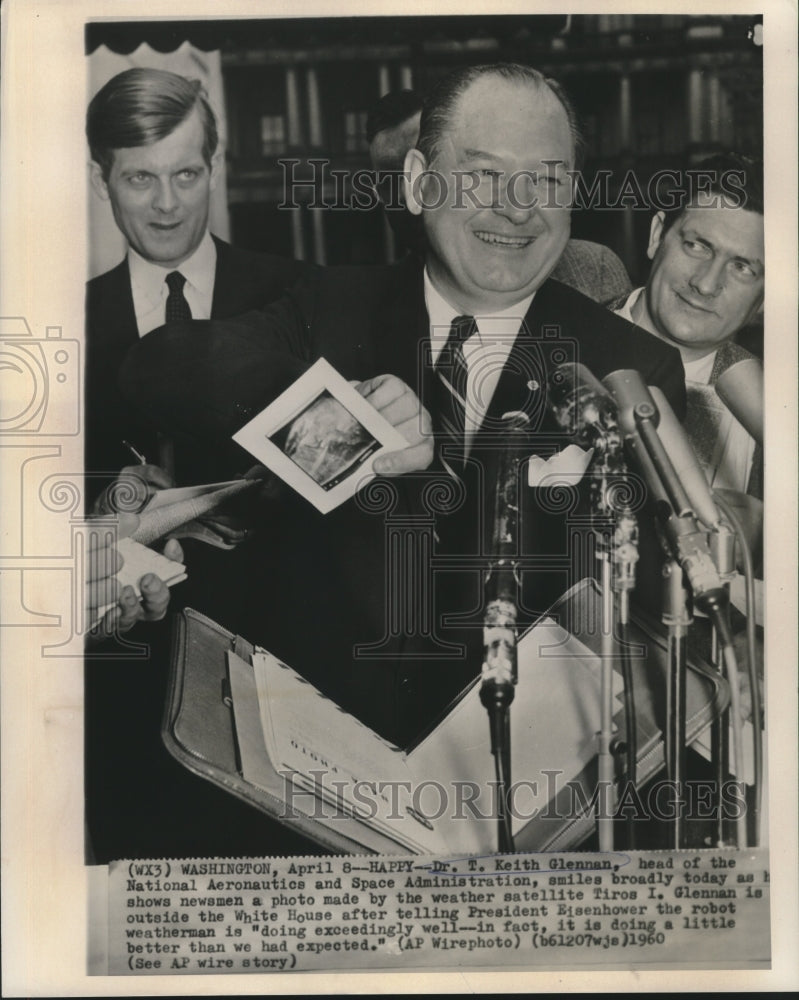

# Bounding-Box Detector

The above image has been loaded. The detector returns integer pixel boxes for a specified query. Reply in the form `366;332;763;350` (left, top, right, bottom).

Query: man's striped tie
434;314;477;472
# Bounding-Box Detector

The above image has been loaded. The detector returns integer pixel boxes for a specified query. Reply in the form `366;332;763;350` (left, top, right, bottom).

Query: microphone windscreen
715;356;764;445
601;369;656;437
119;320;307;443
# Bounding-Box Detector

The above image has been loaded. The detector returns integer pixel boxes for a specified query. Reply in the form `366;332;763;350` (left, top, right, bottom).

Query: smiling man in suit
126;62;686;749
85;67;306;496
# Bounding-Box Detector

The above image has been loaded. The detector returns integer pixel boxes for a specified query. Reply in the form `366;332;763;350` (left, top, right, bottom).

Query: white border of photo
233;357;410;513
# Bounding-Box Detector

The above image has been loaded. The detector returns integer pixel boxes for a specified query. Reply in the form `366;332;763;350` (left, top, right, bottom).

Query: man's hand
93;463;175;515
356;374;434;475
87;512;183;640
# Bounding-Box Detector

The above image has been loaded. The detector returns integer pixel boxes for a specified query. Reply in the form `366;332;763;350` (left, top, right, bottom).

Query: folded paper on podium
162;579;728;854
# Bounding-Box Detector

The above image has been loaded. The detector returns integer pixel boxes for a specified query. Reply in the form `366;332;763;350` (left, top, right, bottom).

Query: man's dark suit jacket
85;235;307;499
124;260;686;748
85;238;313;864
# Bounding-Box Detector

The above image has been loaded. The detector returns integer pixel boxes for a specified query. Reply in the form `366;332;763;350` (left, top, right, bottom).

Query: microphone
602;370;727;613
715;356;764;446
480;411;529;853
548;362;638;591
481;411;528;694
603;371;722;528
549;365;640;839
548;362;621;455
548;361;626;507
646;386;722;530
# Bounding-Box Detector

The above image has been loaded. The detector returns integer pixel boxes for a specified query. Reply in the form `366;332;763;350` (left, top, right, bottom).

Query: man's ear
209;150;223;192
404;148;428;217
646;211;666;261
89;161;110;201
747;293;765;324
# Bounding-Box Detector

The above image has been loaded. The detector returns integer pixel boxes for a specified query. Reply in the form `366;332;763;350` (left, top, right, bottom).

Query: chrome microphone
481;411;529;694
602;370;727;615
480;410;529;854
548;362;622;455
647;385;723;530
548;362;638;594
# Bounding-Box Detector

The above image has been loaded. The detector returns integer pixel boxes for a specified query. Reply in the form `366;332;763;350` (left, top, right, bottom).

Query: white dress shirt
423;270;534;455
129;230;217;337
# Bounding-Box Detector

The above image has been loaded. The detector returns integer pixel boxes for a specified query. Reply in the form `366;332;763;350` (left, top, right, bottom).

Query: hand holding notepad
87;517;187;635
111;536;187;597
89;469;270;633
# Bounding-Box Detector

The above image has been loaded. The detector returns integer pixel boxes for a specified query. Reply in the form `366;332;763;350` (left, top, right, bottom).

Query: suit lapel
478;288;562;449
105;259;139;358
369;270;564;433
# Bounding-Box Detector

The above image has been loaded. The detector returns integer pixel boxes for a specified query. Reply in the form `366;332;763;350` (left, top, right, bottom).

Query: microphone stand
603;371;746;849
480;412;529;855
546;362;640;851
596;530;616;852
589;443;639;852
610;506;639;849
708;523;738;846
663;519;742;849
627;399;731;849
660;554;691;850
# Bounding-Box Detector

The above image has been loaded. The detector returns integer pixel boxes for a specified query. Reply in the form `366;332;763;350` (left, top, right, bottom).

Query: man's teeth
475;232;531;247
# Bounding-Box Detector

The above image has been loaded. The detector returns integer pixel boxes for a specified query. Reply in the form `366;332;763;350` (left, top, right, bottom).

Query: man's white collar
423;268;535;334
128;230;215;303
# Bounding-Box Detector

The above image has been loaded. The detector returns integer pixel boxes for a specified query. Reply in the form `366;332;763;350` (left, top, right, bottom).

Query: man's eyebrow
459;148;502;162
679;227;764;268
117;161;206;177
733;254;765;271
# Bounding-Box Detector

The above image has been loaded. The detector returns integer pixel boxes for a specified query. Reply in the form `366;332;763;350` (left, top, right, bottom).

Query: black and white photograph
1;0;797;994
232;357;406;511
278;390;380;490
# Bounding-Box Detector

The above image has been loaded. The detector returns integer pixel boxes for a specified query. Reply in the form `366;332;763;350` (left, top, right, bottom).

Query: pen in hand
122;440;147;465
121;440;155;513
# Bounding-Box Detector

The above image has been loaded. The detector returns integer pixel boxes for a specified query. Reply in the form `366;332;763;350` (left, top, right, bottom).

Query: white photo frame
233;357;409;513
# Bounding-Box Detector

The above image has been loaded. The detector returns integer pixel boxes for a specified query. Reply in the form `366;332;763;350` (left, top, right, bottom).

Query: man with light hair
86;67;306;500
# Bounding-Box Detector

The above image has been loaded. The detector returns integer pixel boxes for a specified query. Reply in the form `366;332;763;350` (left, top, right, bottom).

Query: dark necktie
165;271;192;323
434;314;477;472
